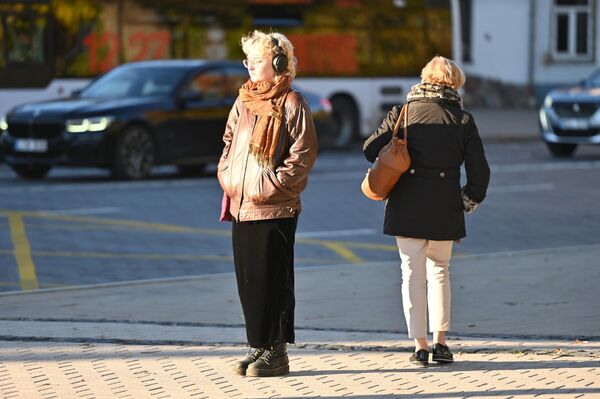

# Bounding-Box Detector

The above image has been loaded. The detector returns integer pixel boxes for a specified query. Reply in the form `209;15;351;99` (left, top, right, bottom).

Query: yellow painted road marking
0;209;400;264
0;210;229;236
0;222;157;233
0;249;232;262
0;221;401;252
319;242;363;264
7;212;39;290
0;215;399;253
0;249;337;265
300;238;398;252
0;281;64;288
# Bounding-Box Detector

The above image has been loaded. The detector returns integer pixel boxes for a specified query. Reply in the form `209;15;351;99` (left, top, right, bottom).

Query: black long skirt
232;215;297;348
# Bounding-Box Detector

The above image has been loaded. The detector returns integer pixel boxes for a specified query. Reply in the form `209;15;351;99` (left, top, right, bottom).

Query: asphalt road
1;140;600;293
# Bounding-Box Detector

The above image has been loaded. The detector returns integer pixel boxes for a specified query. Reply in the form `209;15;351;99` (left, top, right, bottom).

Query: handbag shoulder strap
392;103;409;141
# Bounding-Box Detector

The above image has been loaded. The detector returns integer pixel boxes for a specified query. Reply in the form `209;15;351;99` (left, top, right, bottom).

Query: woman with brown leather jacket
217;30;318;377
363;56;490;367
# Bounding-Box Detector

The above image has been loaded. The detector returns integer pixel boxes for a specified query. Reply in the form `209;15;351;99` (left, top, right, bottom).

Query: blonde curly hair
421;56;465;89
241;30;297;79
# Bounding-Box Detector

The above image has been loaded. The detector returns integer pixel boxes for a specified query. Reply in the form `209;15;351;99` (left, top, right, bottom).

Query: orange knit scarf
238;76;292;168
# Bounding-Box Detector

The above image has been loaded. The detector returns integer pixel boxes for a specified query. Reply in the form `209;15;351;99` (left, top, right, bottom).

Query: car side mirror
71;89;82;98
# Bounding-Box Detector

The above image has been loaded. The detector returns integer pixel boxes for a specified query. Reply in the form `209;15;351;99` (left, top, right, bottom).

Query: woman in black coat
363;56;490;367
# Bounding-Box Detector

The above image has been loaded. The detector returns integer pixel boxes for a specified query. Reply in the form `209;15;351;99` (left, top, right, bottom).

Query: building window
551;0;594;61
3;13;47;65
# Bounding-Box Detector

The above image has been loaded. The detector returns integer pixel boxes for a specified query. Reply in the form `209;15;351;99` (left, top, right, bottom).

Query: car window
80;66;188;98
183;70;225;101
225;66;248;98
141;76;178;96
85;78;134;97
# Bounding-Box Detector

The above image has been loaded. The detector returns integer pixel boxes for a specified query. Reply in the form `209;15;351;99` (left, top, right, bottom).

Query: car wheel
330;95;359;148
177;164;206;177
11;164;51;180
112;125;155;180
546;142;577;157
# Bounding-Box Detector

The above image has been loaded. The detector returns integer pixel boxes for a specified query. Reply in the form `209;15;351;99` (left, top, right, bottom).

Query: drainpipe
451;0;463;67
527;0;536;105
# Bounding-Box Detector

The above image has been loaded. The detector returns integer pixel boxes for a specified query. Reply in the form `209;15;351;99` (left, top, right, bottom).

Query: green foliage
53;0;100;34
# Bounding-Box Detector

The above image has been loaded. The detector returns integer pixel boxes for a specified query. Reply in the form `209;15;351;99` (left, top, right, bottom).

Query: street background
3;106;600;336
2;0;600;396
2;100;600;397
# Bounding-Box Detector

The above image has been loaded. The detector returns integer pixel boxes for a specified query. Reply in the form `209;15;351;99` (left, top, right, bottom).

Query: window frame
180;67;226;103
551;0;594;62
224;65;248;100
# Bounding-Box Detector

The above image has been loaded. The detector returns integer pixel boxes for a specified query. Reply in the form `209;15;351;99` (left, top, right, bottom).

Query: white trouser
396;237;453;339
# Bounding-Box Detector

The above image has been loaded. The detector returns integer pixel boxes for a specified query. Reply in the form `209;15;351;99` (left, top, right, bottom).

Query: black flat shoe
409;349;429;367
432;343;454;363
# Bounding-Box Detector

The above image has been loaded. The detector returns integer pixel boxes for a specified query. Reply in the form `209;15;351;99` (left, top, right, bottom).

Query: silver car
539;68;600;157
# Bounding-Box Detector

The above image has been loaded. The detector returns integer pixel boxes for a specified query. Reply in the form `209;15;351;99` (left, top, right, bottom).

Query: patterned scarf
407;82;463;108
238;76;292;168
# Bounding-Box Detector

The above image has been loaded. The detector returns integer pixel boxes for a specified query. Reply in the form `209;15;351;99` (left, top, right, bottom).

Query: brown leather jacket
217;90;318;222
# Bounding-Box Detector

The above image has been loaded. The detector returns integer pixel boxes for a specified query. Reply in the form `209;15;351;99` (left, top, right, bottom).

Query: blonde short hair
241;30;297;79
420;56;465;89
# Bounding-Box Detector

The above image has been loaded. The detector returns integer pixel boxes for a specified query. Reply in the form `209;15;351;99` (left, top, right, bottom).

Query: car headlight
66;116;114;133
543;95;553;108
539;108;550;131
0;115;7;131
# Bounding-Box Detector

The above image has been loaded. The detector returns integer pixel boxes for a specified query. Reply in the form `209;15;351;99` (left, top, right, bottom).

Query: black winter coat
363;98;490;240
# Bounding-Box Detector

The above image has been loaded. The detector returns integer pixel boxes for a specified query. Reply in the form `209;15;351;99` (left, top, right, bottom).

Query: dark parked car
0;60;333;179
539;67;600;157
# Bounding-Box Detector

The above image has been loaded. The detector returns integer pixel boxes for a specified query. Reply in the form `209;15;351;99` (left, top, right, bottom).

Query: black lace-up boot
232;348;265;376
246;343;289;377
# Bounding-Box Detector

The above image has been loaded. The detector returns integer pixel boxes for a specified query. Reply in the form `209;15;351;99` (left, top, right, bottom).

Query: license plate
14;139;48;153
562;118;589;130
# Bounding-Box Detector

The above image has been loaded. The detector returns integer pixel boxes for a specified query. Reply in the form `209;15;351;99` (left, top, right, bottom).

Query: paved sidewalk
1;320;599;399
1;243;600;398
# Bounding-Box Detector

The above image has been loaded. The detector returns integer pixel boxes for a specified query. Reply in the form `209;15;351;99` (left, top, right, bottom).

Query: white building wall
463;0;531;84
533;0;600;85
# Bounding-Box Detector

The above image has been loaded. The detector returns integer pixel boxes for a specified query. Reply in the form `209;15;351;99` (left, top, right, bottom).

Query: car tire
112;125;155;180
330;95;359;149
546;142;577;157
177;164;206;177
11;164;51;180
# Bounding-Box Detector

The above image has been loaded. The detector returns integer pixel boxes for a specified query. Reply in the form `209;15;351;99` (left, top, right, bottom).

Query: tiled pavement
1;247;599;398
1;340;598;399
1;320;599;399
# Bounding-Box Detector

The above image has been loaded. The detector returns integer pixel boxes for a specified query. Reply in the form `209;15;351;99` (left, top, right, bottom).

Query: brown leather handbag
361;104;410;201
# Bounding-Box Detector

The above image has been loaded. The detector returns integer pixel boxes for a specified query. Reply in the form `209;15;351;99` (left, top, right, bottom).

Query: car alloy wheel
112;126;155;179
330;95;359;149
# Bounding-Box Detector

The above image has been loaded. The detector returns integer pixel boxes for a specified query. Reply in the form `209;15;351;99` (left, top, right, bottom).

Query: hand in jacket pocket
249;167;295;204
